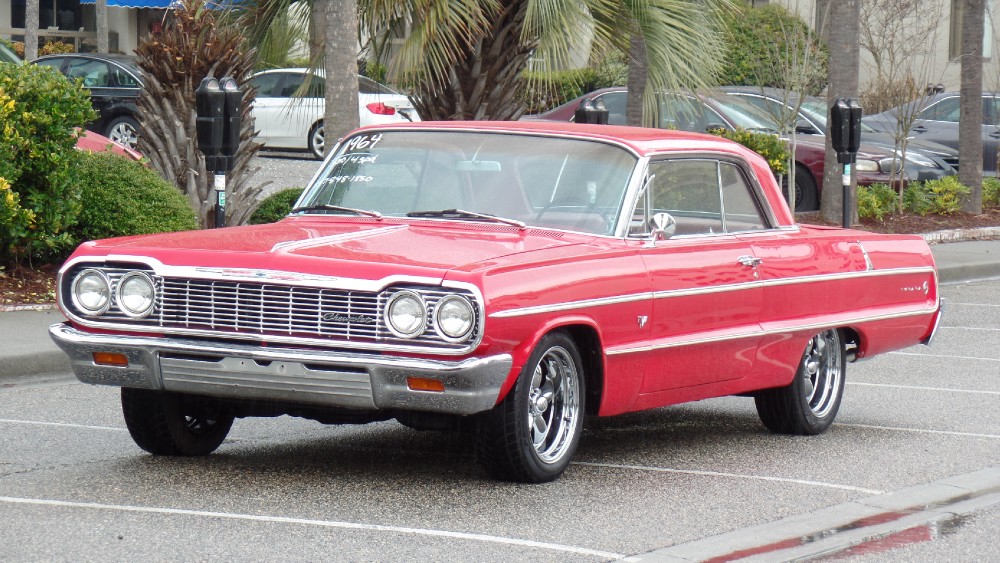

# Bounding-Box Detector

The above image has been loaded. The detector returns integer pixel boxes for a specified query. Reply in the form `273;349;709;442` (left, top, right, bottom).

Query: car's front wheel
475;331;585;483
121;388;234;456
754;329;845;435
308;121;325;159
105;116;140;149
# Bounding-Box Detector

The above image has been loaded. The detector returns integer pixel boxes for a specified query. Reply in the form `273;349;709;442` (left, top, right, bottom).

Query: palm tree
820;0;859;225
959;0;985;214
324;0;359;152
358;0;731;122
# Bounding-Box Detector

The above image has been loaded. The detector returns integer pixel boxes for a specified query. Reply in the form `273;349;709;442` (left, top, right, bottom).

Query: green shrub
708;128;789;176
719;4;828;95
857;183;897;221
983;177;1000;208
0;62;97;266
903;182;933;215
922;176;970;215
72;152;198;242
249;188;305;224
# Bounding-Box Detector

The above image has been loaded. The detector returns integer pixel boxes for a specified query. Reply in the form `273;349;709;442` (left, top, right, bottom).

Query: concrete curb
629;467;1000;562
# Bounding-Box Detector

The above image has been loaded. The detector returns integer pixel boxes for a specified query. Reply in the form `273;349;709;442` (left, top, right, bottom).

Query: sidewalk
1;237;999;382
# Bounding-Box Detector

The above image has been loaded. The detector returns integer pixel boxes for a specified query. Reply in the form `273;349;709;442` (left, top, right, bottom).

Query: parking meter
830;98;863;228
195;77;224;173
220;76;243;172
575;98;609;125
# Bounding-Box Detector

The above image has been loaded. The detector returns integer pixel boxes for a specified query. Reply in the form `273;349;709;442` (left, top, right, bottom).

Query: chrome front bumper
49;323;513;415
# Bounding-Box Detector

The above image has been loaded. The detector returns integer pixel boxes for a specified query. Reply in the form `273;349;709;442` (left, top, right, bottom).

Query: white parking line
0;496;626;560
572;462;884;494
835;423;1000;439
847;382;1000;396
940;326;1000;332
0;418;126;432
890;351;1000;362
945;302;1000;307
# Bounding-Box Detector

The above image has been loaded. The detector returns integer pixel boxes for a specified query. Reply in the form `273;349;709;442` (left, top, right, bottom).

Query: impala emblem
638;315;648;329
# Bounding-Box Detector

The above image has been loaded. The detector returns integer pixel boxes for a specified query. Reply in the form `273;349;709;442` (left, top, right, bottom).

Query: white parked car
250;69;420;158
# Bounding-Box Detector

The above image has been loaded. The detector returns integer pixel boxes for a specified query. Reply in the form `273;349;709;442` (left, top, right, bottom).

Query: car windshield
0;42;21;64
710;94;783;132
296;130;638;235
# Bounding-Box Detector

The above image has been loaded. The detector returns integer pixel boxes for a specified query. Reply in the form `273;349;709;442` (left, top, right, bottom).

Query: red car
49;122;941;483
76;129;143;161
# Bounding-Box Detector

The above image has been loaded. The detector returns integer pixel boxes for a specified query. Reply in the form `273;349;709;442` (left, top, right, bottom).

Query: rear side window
65;59;110;88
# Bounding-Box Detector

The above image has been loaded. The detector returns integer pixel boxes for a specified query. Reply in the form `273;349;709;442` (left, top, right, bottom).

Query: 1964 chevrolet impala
50;121;941;483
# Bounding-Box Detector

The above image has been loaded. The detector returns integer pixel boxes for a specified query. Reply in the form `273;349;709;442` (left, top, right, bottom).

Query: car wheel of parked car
782;164;818;212
105;116;140;149
308;121;325;160
475;331;585;483
754;329;845;435
121;388;234;456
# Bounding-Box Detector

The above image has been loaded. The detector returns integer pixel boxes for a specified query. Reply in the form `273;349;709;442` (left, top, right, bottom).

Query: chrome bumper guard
49;323;513;415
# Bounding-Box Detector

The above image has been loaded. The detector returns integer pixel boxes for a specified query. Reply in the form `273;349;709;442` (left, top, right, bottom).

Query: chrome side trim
921;298;944;346
490;266;935;319
858;241;874;271
489;292;652;319
605;303;940;356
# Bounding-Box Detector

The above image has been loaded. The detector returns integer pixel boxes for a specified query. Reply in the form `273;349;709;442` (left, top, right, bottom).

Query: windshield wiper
290;204;383;219
406;209;526;230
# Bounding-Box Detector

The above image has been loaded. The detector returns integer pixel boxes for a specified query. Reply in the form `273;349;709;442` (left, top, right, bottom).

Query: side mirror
645;212;676;247
795;119;819;135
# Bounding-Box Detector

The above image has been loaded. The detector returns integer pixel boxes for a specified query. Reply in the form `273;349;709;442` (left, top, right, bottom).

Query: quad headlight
71;269;111;315
384;290;427;338
434;295;475;341
116;271;156;318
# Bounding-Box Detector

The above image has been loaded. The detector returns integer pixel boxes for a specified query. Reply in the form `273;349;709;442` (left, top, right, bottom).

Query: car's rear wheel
121;388;234;456
755;329;845;435
308;121;325;159
105;116;140;149
782;164;818;212
475;331;585;483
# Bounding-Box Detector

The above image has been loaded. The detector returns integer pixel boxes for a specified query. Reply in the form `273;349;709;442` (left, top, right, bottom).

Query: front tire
121;388;234;456
782;164;818;212
307;121;325;159
105;116;140;149
754;329;845;435
475;332;585;483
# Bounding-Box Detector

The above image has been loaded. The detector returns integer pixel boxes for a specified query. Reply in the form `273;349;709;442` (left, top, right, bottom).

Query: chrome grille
62;264;481;352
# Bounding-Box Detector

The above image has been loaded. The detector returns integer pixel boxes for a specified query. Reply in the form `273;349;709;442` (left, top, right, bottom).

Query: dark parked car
527;88;954;211
722;86;961;172
863;91;1000;176
33;53;142;149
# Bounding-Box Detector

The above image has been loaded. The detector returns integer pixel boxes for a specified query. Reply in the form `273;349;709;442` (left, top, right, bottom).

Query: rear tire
754;329;845;435
105;116;140;149
121;388;234;456
307;121;325;159
783;164;818;212
475;332;585;483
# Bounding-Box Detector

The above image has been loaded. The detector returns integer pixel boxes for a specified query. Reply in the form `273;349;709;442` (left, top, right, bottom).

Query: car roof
353;120;761;158
35;52;141;74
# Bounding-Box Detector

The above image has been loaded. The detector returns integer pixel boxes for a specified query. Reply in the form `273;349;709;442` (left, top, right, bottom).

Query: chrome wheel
527;346;581;464
475;331;586;482
802;331;842;418
308;122;325;159
754;328;846;435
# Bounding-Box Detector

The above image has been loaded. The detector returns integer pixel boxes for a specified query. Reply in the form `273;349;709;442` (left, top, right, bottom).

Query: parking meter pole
842;164;851;229
214;173;226;228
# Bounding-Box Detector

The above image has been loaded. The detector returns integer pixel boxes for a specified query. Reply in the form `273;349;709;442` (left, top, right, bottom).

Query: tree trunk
820;0;860;225
324;0;359;154
310;0;326;66
626;33;647;128
97;0;109;53
25;0;38;61
959;0;985;214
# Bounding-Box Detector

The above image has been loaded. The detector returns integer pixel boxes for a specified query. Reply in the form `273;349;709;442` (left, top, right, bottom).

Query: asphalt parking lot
1;277;997;561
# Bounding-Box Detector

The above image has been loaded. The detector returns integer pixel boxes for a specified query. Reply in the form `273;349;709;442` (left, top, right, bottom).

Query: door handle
912;125;927;133
738;255;762;268
990;130;1000;139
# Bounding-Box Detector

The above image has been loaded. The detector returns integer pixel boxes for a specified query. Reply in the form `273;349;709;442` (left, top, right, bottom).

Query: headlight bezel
115;271;157;318
384;290;428;339
433;294;476;342
70;268;112;316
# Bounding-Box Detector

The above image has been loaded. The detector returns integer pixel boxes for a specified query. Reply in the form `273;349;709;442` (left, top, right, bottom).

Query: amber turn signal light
93;352;129;367
407;377;445;392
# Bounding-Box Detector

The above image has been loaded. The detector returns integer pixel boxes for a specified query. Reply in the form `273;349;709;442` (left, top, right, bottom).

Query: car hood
71;217;592;284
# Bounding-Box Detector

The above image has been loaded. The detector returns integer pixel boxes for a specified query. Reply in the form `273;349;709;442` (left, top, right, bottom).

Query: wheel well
562;325;604;416
839;327;861;362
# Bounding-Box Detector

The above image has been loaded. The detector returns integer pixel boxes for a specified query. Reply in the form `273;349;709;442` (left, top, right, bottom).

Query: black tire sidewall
308;121;324;160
